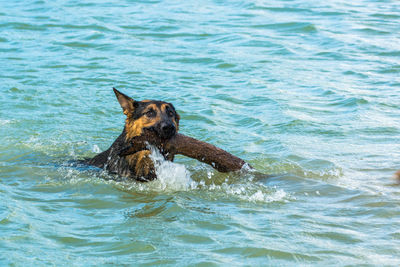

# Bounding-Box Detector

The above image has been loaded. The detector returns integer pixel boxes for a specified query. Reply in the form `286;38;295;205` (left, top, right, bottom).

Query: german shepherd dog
87;88;180;181
87;88;248;182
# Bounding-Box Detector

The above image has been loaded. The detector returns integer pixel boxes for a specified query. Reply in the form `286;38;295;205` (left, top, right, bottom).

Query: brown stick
166;134;247;172
119;132;163;157
119;132;248;173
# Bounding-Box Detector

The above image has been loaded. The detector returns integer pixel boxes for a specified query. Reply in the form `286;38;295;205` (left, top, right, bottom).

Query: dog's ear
113;88;137;116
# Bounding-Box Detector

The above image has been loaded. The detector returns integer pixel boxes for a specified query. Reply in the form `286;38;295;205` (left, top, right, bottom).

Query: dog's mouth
160;123;176;140
146;124;177;141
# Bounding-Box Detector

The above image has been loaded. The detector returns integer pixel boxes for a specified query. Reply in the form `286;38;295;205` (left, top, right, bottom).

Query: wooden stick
166;134;246;172
119;132;248;173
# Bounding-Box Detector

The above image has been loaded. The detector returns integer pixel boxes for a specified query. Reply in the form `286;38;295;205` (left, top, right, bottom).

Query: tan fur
125;150;155;179
161;103;180;131
125;103;179;140
125;104;161;140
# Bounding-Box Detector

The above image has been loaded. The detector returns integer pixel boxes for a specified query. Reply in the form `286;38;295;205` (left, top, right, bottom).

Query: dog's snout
161;123;176;139
162;123;175;134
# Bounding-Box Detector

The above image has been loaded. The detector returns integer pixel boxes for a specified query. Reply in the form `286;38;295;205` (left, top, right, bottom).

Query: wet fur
87;88;180;182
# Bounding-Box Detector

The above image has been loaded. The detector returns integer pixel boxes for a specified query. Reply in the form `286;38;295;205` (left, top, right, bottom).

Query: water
1;0;400;265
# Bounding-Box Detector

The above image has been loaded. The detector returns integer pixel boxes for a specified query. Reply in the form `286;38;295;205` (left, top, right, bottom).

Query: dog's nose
161;123;176;138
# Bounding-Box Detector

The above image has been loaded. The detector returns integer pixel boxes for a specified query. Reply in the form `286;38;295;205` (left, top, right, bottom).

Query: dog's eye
145;109;156;118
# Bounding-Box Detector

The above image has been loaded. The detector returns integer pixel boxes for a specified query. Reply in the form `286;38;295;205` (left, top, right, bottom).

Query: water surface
1;0;400;265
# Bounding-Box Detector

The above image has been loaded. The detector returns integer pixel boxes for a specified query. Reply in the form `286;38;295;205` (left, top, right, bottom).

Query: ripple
251;22;317;33
136;32;213;40
165;56;223;65
54;41;110;49
44;23;113;32
0;22;46;31
328;96;369;108
250;6;312;14
213;247;320;261
83;33;106;41
216;63;236;69
95;241;156;254
315;51;349;60
193;220;230;231
342;70;369;78
356;27;390;35
371;13;400;19
376;51;400;57
176;234;214;244
2;0;400;265
308;231;363;244
378;65;400;74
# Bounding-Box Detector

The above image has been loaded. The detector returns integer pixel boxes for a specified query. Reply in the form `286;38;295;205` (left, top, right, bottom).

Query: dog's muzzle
160;123;176;140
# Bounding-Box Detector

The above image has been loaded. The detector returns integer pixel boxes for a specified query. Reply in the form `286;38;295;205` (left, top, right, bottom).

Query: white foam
53;145;291;204
216;183;292;203
129;146;292;203
249;189;288;202
0;119;12;125
92;144;101;153
143;146;196;192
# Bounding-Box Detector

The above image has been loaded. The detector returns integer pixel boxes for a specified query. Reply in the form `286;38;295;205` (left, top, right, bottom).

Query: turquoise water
1;0;400;265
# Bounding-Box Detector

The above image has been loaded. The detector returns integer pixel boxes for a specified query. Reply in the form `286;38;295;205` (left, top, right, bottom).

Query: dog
87;88;180;181
87;88;248;182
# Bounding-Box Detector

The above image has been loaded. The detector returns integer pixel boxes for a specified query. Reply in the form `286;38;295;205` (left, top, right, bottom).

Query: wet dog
87;88;248;182
87;88;180;181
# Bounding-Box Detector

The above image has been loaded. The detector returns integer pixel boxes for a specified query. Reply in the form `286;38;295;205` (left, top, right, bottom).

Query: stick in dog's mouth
119;130;248;173
87;88;250;181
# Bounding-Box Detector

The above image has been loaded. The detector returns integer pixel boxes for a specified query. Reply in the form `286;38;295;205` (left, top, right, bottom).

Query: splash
144;145;196;192
0;119;13;125
92;144;101;153
128;146;292;203
53;145;292;203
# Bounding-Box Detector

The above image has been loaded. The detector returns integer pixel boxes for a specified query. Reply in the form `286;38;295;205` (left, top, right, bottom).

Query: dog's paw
125;150;156;181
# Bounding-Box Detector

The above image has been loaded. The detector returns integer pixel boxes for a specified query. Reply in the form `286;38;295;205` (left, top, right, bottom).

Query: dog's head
113;88;180;141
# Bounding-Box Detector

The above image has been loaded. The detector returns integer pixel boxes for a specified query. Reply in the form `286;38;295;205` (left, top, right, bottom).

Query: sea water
1;0;400;265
